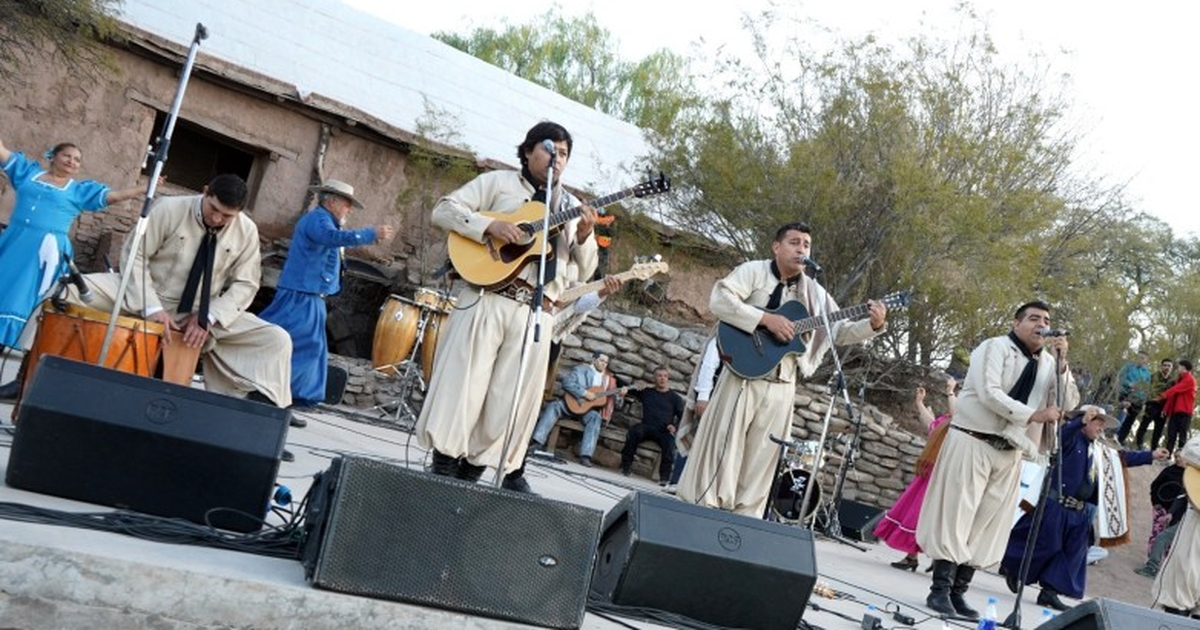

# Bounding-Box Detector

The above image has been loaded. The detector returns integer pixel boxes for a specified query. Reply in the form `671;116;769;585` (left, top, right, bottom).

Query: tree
432;6;696;134
0;0;123;87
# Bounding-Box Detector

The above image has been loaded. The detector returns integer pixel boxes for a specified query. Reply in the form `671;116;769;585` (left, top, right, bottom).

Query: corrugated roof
117;0;653;193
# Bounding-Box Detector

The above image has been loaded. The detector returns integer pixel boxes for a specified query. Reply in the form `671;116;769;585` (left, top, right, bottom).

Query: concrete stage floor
0;353;1103;629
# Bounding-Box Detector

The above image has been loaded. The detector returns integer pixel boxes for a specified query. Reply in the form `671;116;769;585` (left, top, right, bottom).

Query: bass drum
772;468;822;523
371;295;422;370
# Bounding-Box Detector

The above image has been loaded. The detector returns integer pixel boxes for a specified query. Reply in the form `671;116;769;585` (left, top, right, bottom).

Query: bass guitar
717;291;910;379
446;173;670;288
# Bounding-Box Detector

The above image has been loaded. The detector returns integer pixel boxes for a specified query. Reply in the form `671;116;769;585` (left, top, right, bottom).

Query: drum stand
371;310;432;428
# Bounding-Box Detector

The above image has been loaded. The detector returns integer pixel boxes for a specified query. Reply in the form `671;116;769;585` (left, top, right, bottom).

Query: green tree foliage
432;6;696;133
0;0;123;86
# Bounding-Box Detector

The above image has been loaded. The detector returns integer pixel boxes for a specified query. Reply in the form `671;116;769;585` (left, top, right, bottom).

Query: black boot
429;450;460;477
0;379;19;401
1037;588;1070;612
502;470;536;494
457;461;486;483
950;564;979;620
926;559;957;616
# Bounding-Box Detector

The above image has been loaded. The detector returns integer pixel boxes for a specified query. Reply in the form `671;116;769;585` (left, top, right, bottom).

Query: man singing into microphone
676;221;887;516
916;301;1077;620
415;121;598;490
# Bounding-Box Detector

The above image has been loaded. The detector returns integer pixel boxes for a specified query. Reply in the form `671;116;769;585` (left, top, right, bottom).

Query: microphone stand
493;144;557;488
1002;344;1066;629
800;284;868;552
99;23;208;367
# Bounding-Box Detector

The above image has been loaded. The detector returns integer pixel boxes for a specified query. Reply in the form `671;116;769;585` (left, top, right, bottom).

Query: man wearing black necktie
74;174;292;408
676;222;887;517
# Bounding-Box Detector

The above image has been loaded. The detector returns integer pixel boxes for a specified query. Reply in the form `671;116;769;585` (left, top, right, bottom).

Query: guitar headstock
632;172;671;198
625;261;670;280
882;291;911;309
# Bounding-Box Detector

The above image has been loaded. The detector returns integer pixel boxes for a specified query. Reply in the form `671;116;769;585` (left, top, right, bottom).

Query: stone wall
335;303;927;512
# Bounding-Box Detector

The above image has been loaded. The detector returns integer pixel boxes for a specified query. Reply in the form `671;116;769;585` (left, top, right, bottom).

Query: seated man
620;366;685;484
530;351;620;467
71;174;292;408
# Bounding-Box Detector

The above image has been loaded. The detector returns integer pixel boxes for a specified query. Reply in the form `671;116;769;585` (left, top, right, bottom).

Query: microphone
541;139;557;157
65;256;93;304
1036;327;1070;337
802;256;822;273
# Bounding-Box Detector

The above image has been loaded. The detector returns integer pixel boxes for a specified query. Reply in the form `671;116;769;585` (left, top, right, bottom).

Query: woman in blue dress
0;138;147;382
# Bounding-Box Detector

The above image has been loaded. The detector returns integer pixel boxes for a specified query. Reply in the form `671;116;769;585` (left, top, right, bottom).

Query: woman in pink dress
873;376;957;570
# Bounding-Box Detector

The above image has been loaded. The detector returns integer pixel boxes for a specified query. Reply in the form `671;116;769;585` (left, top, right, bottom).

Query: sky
343;0;1200;238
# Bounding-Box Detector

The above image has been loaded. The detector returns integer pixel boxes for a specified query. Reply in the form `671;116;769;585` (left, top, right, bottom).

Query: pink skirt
873;471;933;555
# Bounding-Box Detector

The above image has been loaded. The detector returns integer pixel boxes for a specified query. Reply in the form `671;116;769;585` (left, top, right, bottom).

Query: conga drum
16;302;164;412
371;295;423;371
419;311;450;384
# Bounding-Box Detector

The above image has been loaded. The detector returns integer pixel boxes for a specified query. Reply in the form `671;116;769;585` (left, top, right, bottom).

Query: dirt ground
1076;460;1165;608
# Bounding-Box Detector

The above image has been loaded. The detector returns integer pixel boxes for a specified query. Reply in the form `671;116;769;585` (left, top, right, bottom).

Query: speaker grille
309;457;602;628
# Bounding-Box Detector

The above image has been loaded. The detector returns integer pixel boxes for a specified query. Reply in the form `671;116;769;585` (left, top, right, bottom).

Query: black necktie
178;230;217;329
766;261;799;310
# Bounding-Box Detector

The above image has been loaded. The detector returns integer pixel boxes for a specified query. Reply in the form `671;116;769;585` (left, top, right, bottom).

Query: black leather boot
429;450;460;477
950;564;979;620
926;559;957;616
502;470;535;494
457;461;486;483
1037;588;1070;612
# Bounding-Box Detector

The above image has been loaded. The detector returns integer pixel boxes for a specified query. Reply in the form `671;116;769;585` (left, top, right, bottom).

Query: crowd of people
4;122;1199;622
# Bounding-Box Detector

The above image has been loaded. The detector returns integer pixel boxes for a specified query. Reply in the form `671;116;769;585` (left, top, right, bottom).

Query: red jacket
1161;370;1196;417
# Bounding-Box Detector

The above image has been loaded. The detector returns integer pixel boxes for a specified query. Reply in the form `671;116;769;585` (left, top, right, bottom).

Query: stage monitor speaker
302;456;602;629
1039;598;1200;629
591;491;817;630
7;355;288;532
837;499;885;543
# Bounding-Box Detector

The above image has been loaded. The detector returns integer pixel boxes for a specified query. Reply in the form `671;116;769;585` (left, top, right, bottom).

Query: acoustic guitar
564;384;628;416
445;174;671;288
716;291;910;379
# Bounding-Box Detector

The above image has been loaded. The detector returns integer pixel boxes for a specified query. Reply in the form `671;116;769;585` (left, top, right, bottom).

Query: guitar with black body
716;291;910;379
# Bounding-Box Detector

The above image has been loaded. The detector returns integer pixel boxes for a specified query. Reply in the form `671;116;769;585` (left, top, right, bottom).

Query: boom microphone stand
800;285;868;552
1002;344;1067;629
98;23;208;366
494;140;558;488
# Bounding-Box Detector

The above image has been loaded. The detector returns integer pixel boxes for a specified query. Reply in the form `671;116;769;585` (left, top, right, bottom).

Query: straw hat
309;179;364;209
1066;404;1119;429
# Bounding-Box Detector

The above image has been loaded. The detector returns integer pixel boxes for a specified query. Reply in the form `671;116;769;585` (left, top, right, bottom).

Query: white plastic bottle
977;596;998;630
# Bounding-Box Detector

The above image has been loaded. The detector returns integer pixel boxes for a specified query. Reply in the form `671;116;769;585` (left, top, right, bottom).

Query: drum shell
17;302;165;413
419;312;449;383
371;296;421;370
772;468;822;522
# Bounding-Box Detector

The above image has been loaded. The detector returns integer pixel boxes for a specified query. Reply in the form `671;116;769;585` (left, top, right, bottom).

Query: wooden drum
371;295;422;371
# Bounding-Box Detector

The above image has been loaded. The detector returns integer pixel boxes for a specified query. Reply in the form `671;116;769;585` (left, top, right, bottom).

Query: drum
791;440;822;469
772;468;823;523
160;328;202;386
413;287;455;313
371;295;423;370
17;302;164;410
419;311;450;383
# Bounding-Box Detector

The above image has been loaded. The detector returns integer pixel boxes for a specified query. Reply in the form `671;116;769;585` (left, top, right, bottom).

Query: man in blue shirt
260;180;393;414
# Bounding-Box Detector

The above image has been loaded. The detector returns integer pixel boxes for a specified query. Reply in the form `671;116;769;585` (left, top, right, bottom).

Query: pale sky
343;0;1200;238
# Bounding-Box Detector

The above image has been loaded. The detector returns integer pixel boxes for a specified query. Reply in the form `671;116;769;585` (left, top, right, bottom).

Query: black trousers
1135;400;1167;450
620;423;675;480
1117;399;1145;443
1164;412;1192;452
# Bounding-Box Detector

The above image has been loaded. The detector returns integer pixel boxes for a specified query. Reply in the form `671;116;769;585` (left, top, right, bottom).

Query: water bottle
1041;607;1057;623
976;596;998;630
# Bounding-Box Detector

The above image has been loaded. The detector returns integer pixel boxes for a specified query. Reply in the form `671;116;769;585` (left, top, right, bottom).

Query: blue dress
0;152;110;348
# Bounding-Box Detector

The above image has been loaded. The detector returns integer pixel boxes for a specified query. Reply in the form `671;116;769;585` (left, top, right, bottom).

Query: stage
0;355;1146;629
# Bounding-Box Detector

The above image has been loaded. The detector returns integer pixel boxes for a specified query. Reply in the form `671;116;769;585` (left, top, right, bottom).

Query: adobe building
0;0;675;358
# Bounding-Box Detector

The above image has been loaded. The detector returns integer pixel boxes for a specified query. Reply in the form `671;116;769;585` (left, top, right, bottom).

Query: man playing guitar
530;351;624;467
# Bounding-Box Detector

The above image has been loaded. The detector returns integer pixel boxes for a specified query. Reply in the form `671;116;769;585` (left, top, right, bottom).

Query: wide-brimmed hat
309;179;364;209
1066;404;1119;429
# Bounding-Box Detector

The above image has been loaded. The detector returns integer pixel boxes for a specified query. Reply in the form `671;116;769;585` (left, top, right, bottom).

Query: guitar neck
543;187;637;232
559;267;647;304
794;301;874;334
